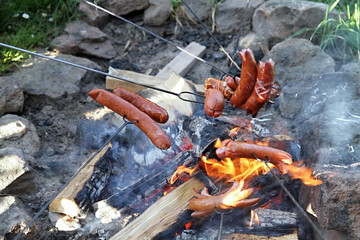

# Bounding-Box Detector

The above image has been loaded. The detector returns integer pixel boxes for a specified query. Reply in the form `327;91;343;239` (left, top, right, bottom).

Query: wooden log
49;143;112;217
110;177;205;240
156;41;206;79
106;67;164;92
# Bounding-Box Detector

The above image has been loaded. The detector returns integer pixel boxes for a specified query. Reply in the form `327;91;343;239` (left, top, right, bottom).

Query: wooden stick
49;143;112;217
110;177;205;240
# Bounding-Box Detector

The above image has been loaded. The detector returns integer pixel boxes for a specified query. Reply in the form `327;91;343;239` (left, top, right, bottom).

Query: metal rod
258;157;326;240
0;42;204;104
14;119;136;240
180;0;241;72
83;0;230;76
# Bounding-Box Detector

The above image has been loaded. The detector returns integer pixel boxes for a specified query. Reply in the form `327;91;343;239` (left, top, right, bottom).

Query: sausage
230;48;258;108
224;75;240;91
188;181;260;218
216;139;292;172
204;88;225;118
113;87;169;123
204;77;234;99
88;89;171;150
241;59;275;117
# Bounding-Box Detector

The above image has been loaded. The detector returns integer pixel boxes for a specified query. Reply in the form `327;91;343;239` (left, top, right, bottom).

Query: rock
14;52;100;99
239;32;269;54
0;196;34;239
215;0;264;34
268;38;335;86
0;147;31;192
253;0;334;47
99;0;149;16
339;59;360;76
305;169;360;239
144;0;171;26
0;76;24;117
78;2;110;27
179;0;212;22
0;114;40;156
51;21;117;59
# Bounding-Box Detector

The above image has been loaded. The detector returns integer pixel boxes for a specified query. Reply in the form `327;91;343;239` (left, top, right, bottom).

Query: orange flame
284;162;322;186
201;155;274;183
169;165;197;184
249;209;260;227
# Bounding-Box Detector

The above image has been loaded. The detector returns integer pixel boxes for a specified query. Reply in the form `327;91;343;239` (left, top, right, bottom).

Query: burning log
49;143;112;217
110;177;205;240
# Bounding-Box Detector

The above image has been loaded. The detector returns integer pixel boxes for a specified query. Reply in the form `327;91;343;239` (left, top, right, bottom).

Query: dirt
16;13;243;239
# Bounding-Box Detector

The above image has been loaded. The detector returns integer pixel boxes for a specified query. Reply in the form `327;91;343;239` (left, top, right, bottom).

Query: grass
296;0;359;62
0;0;79;73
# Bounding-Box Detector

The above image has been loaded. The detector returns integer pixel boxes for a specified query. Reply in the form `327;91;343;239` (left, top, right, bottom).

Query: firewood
49;143;112;217
110;177;205;240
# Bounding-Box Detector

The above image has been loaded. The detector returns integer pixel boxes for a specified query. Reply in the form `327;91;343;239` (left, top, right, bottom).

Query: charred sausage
230;49;258;107
88;89;171;150
241;59;275;117
204;77;234;99
204;88;225;118
113;87;169;123
216;139;292;172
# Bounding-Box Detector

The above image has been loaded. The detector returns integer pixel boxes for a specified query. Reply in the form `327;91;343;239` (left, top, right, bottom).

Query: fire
169;165;198;184
249;209;260;227
201;155;273;183
284;162;322;186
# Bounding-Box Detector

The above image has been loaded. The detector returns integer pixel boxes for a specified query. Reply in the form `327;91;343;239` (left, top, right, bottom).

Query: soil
16;12;243;239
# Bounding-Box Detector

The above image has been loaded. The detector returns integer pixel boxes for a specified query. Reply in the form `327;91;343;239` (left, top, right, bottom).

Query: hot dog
204;77;234;99
216;139;292;172
113;87;169;123
204;88;225;118
224;75;240;91
188;181;260;218
88;89;171;150
230;49;258;108
241;59;275;117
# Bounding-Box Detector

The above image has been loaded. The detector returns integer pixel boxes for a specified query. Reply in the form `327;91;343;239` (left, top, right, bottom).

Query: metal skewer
0;42;205;104
14;118;137;240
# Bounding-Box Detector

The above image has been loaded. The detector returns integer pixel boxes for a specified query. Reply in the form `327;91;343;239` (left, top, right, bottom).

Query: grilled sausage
88;89;171;150
113;87;169;123
216;139;292;172
230;49;258;108
204;88;225;118
241;59;275;117
204;77;234;99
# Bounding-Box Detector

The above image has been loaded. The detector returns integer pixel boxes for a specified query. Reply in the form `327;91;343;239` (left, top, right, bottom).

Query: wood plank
156;42;206;79
49;143;112;217
105;67;164;92
110;177;205;240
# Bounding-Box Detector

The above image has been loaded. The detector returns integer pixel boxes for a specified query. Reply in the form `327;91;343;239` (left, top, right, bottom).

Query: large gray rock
0;114;40;156
144;0;171;26
78;2;110;27
99;0;149;16
0;196;34;239
51;21;116;59
268;38;335;86
0;147;32;193
0;76;24;117
253;0;333;47
180;0;212;22
215;0;264;34
14;52;100;99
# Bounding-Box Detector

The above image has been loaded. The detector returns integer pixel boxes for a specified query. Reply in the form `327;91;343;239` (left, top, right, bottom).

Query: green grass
297;0;359;62
0;0;79;73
